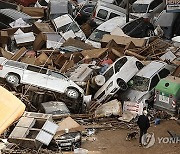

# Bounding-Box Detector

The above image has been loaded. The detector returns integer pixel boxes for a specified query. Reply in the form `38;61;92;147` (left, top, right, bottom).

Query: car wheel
66;88;79;99
117;79;128;91
6;74;20;86
146;29;155;37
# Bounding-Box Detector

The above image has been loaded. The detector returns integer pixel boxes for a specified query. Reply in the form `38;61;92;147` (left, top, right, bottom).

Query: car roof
136;61;167;78
97;1;127;14
0;9;32;20
134;0;154;5
95;16;127;32
53;14;73;27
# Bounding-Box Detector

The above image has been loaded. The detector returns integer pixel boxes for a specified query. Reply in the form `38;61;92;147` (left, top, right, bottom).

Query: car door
22;65;48;88
46;70;68;93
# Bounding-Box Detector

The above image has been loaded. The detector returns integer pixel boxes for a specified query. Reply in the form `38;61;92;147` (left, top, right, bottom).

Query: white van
91;1;137;26
85;16;132;48
52;14;86;41
131;0;165;19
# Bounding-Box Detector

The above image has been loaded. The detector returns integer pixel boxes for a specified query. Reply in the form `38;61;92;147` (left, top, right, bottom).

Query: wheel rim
147;30;154;37
7;75;19;85
66;89;79;99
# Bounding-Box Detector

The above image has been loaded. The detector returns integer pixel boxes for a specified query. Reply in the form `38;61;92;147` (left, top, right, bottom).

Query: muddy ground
81;120;180;154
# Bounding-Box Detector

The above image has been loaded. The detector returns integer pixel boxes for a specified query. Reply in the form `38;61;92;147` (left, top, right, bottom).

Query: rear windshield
89;29;109;42
132;4;149;13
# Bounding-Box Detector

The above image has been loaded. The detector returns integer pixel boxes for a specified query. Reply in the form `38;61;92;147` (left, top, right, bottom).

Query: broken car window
89;29;110;42
131;75;150;91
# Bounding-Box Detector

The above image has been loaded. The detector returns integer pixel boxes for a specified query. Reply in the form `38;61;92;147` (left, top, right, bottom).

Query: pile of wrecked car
0;0;180;153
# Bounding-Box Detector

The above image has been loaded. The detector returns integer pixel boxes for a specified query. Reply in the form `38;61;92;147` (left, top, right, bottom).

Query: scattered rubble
0;0;179;153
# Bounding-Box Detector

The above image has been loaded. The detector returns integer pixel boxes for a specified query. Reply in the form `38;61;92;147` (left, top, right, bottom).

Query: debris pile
0;0;179;153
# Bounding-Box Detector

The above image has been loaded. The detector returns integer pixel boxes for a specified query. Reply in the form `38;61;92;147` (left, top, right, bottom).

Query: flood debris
0;0;180;153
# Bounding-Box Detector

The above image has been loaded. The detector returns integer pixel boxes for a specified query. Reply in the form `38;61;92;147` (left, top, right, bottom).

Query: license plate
159;95;169;104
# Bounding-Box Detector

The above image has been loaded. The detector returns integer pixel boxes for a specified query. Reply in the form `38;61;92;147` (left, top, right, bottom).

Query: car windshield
131;75;150;91
132;4;149;13
89;29;109;42
57;22;80;33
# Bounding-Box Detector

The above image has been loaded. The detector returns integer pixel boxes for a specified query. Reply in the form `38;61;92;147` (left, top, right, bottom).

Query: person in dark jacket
137;110;150;146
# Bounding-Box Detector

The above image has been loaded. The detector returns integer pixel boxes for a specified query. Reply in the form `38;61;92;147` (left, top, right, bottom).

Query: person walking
137;110;150;146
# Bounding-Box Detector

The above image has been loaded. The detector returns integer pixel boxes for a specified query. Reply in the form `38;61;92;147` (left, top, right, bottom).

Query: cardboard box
101;34;148;48
81;48;109;60
32;22;55;34
11;47;27;61
0;31;9;44
33;32;65;50
20;6;45;18
14;32;35;47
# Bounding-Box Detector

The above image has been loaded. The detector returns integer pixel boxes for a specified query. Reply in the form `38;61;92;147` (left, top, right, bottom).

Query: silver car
121;61;176;108
0;57;84;100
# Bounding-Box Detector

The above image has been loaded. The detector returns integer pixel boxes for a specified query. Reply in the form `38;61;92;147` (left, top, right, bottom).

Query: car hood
123;89;147;102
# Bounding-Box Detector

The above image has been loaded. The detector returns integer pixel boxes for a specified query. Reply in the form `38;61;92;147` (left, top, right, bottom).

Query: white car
0;57;84;101
52;14;86;41
85;16;132;48
94;56;144;103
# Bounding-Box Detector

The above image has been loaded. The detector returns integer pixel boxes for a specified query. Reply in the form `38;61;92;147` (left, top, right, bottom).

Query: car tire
66;88;79;99
6;74;20;86
117;79;128;91
146;29;155;37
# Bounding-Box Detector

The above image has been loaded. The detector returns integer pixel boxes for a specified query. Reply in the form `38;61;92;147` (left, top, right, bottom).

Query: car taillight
0;65;3;70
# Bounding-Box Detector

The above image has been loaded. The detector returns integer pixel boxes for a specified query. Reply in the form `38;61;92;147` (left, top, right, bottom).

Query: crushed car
121;61;176;109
